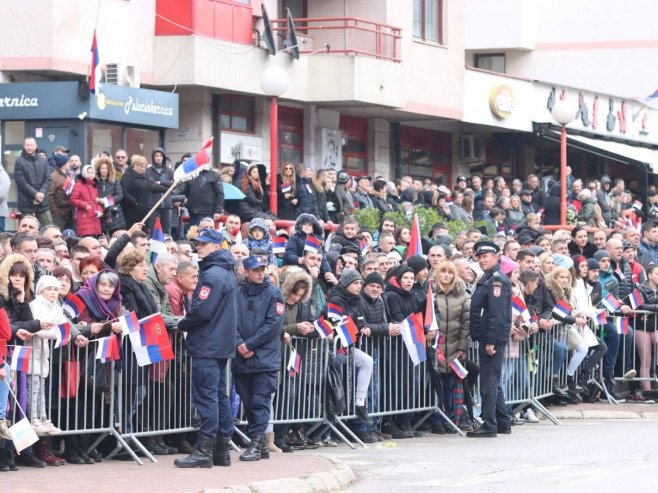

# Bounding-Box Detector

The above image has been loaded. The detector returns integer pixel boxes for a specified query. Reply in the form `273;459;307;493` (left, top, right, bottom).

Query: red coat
70;178;103;237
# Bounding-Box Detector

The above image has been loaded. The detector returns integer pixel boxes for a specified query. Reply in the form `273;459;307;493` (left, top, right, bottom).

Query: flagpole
140;181;178;225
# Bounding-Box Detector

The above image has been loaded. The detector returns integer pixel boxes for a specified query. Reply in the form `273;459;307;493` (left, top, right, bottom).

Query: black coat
182;169;224;216
145;164;175;209
14;151;51;214
238;181;270;222
384;280;419;323
119;274;158;320
277;175;298;221
361;292;389;336
97;179;126;232
121;167;151;227
469;264;511;345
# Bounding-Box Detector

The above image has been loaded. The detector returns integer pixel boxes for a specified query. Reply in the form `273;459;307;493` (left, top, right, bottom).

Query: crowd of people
0;136;657;470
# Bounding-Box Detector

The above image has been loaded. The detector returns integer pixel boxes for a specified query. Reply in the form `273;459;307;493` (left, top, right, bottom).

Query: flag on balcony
89;30;100;94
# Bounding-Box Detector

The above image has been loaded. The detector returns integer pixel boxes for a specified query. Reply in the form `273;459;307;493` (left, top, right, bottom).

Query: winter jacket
578;197;598;226
530;187;546;211
143;265;179;330
384;278;420;323
277;175;298;221
120;167;151;228
281;269;314;337
469;264;511;345
239;180;271;222
182;169;225;216
178;249;237;359
568;240;598;259
233;276;284;374
28;295;68;377
451;204;473;224
283;214;331;275
244;217;275;265
435;280;471;373
323;285;367;337
145;148;175;209
97;178;126;232
610;256;634;299
353;189;373;210
14;151;51;214
312;181;330;221
119;273;158;320
70;177;103;237
548;290;577;326
637;239;658;270
48;168;73;226
597;177;613;224
360;291;389;337
638;281;658;331
598;269;620;299
543;185;561;226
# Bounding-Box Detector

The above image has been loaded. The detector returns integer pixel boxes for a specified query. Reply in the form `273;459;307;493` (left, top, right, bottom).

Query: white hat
36;275;61;295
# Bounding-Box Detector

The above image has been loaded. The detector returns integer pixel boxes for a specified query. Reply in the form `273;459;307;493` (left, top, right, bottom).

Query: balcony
271;17;402;63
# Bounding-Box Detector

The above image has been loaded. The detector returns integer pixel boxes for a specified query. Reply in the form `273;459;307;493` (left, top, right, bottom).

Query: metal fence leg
334;418;367;448
529;397;560;425
323;419;356;449
129;434;157;463
105;429;144;465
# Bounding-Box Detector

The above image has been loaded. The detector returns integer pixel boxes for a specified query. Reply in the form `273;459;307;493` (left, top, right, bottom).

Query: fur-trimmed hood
0;253;33;301
280;267;313;303
294;213;324;237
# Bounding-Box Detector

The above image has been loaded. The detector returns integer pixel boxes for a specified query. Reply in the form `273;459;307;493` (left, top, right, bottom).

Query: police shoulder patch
276;302;284;315
199;285;211;300
492;281;502;298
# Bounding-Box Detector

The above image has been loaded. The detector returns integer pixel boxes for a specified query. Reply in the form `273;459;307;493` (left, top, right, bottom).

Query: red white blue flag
304;236;322;254
552;299;572;318
628;288;643;310
272;237;287;254
336;316;359;347
601;291;622;312
89;30;100;94
118;311;140;335
615;317;629;335
407;214;423;257
313;317;333;338
173;138;213;182
287;348;302;378
449;358;469;379
100;195;115;208
10;346;31;372
149;217;166;264
63;293;86;319
359;238;368;256
400;312;427;366
511;296;530;322
281;182;292;194
326;303;344;321
54;323;71;348
424;281;439;332
96;335;120;363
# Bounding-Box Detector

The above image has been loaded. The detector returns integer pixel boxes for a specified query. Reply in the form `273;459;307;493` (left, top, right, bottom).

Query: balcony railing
271;17;401;62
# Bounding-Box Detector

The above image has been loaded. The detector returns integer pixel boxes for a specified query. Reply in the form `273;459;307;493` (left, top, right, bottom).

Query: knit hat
622;240;633;251
363;272;385;288
587;258;600;270
393;265;415;280
36;275;61;295
529;246;545;256
500;255;519;275
552;253;574;270
593;250;610;261
338;268;362;288
406;255;428;274
54;153;69;168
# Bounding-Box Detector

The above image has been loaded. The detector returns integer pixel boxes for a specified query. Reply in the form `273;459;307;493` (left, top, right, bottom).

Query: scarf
75;270;121;321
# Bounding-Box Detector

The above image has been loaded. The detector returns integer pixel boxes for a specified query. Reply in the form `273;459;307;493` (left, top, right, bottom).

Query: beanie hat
529;246;545;256
338;268;362;288
500;255;519;275
622;240;633;251
593;250;610;261
393;265;415;280
363;272;385;288
36;275;61;295
54;153;69;168
406;255;428;274
552;253;574;270
587;258;600;270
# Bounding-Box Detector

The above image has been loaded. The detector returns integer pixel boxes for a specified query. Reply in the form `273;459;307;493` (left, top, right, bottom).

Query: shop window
220;95;255;134
340;116;368;175
86;122;122;162
125;128;162;160
278;106;304;166
474;53;506;74
413;0;443;44
400;126;451;185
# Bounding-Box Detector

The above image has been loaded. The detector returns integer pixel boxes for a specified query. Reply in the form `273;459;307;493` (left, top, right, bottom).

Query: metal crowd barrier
615;310;658;396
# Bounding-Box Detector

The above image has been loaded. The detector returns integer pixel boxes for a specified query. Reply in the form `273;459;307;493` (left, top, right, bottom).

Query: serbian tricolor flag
118;311;140;335
628;288;643;310
326;303;344;321
449;358;469;379
173;138;213;182
287;348;302;378
133;342;174;367
8;417;39;454
407;213;423;257
96;335;120;363
149;217;167;264
100;195;115;208
552;299;572;318
63;175;75;195
601;291;622;312
336;316;359;347
424;281;439;333
272;237;287;254
54;323;71;348
596;311;607;326
313;317;333;338
89;30;100;94
615;317;629;335
304;236;322;254
633;200;643;211
10;346;31;372
281;182;292;194
63;293;86;319
400;312;426;366
511;296;530;323
359;238;368;256
130;314;174;366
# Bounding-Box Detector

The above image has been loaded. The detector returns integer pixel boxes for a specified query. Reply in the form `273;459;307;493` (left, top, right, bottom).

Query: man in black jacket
175;229;237;469
145;147;174;235
182;168;225;227
14;137;52;225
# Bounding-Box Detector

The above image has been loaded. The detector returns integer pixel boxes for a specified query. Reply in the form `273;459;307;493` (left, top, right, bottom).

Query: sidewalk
9;452;355;493
540;401;658;420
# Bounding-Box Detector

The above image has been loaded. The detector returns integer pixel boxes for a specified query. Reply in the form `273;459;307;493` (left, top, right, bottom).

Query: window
340;116;368;175
278;107;304;165
220;95;255;134
474;53;506;74
399;126;451;185
413;0;443;44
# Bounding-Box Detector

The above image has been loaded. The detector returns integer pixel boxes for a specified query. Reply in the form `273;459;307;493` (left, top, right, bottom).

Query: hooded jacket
597;177;613;224
179;249;237;359
70;174;103;237
578;196;598;226
283;213;332;275
383;276;420;323
182;168;225;216
543;184;562;226
360;289;389;337
145;147;175;209
324;284;367;337
28;294;68;377
244;217;274;265
14;150;51;214
281;268;313;337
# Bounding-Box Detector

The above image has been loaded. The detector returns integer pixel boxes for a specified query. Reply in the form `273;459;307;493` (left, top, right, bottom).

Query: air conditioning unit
105;63;140;88
461;134;485;162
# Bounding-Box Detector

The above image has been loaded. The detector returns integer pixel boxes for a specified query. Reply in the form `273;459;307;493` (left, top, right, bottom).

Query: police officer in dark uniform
175;229;237;468
233;250;285;461
467;240;512;437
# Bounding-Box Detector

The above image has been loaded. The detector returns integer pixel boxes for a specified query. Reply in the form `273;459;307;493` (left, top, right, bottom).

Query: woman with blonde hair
432;261;471;432
277;162;298;221
538;252;555;278
547;266;589;401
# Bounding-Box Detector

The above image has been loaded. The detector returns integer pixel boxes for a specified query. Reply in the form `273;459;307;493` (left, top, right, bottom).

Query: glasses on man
115;155;127;160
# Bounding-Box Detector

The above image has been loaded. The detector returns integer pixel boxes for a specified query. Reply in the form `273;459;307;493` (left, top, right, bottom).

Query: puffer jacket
70;176;103;237
360;291;389;337
97;178;126;232
323;285;367;337
48;168;73;225
182;168;225;216
283;213;331;275
120;166;150;227
638;281;658;332
610;256;634;299
435;279;471;373
244;217;274;265
384;278;420;323
28;295;68;377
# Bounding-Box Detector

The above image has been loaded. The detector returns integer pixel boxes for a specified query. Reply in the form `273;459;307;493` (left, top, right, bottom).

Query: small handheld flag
326;303;344;321
173;138;213;182
272;237;287;254
407;213;423;257
615;317;629;335
511;296;530;323
633;200;643;211
313;318;333;339
54;323;71;348
9;417;39;454
10;346;32;372
359;238;368;256
118;312;140;335
100;195;115;208
129;314;174;366
63;175;74;195
449;358;469;379
424;281;439;333
63;293;86;319
304;236;322;254
400;312;427;366
96;335;120;363
552;299;572;318
628;288;643;310
596;311;607;326
601;292;622;312
287;348;302;378
149;217;167;264
336;316;359;347
281;182;292;194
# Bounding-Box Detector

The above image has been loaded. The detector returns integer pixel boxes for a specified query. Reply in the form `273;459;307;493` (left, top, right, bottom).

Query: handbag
325;355;346;416
60;349;81;399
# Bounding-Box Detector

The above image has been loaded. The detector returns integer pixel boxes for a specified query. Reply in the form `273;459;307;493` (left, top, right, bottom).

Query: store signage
489;85;514;119
90;84;178;128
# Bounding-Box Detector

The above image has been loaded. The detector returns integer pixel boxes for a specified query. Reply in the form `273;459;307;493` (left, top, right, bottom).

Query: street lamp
551;96;577;226
260;66;290;216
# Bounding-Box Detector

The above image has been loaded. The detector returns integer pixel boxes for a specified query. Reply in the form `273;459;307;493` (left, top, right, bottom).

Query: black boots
239;435;263;462
552;376;567;398
174;435;214;469
213;436;231;467
567;375;583;392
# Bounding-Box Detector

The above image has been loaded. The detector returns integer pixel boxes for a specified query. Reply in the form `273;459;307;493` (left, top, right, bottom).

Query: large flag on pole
407;213;423;257
400;312;427;366
173;138;213;182
89;30;100;94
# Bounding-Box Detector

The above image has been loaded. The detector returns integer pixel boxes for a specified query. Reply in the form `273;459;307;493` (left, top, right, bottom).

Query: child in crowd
244;218;275;265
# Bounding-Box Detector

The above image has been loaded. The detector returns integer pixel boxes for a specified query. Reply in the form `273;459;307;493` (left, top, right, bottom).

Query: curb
207;457;356;493
540;408;658;420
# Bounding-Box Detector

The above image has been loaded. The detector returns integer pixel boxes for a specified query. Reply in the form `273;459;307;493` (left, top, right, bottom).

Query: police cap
194;229;224;244
243;254;268;270
473;240;500;257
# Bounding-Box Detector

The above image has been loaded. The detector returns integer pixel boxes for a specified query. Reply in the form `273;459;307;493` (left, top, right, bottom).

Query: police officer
467;240;512;437
233;250;285;461
175;229;237;468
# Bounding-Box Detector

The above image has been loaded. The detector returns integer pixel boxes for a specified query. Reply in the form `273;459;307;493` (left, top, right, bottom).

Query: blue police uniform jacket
232;276;285;374
178;249;237;359
469;263;512;345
